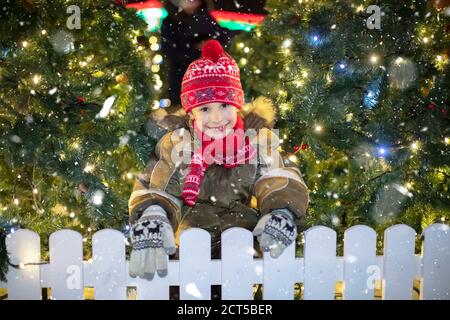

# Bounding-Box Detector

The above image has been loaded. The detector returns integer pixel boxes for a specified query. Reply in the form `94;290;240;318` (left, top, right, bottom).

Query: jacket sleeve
252;128;309;229
128;130;184;230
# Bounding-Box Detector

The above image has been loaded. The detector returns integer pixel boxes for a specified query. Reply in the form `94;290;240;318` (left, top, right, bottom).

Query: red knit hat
180;40;244;113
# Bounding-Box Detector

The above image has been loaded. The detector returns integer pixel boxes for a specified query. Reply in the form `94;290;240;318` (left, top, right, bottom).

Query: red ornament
301;143;308;150
428;102;436;110
77;96;85;105
293;145;299;151
441;107;447;115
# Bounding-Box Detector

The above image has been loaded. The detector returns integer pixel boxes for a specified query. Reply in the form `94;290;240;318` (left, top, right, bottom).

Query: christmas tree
0;0;158;280
231;0;449;252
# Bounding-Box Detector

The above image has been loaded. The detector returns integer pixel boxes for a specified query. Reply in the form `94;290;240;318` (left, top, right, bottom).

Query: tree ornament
115;73;128;84
49;30;75;54
388;57;417;90
78;182;88;193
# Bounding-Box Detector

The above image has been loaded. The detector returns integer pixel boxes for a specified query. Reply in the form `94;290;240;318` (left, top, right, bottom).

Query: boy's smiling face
189;102;238;140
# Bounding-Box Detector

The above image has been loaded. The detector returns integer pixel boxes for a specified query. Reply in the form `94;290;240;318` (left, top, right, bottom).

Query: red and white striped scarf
181;115;257;206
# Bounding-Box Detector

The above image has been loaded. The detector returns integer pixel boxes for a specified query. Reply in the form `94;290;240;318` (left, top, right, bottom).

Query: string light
282;38;292;48
152;54;163;64
83;163;95;173
376;146;388;158
239;58;247;66
32;74;41;84
435;54;448;70
370;55;379;64
22;41;28;48
294;79;304;87
33;188;38;194
395;57;404;65
149;36;158;44
150;43;159;51
13;198;19;205
151;65;160;73
445;137;449;145
288;154;299;163
411;141;419;152
315;125;323;133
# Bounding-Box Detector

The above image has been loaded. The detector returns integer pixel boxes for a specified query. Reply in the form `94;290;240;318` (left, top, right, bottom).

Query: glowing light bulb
83;163;94;173
395;57;404;65
33;74;41;84
282;39;292;48
315;125;323;133
411;141;419;151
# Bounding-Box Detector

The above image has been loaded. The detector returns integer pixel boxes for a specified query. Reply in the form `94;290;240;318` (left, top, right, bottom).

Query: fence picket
343;225;377;300
91;229;127;300
179;228;212;300
303;226;337;300
263;242;298;300
48;229;83;300
221;228;256;300
383;224;418;300
422;224;450;300
6;229;41;300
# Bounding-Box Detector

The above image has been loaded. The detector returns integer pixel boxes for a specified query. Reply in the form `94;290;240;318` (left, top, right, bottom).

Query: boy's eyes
200;105;229;112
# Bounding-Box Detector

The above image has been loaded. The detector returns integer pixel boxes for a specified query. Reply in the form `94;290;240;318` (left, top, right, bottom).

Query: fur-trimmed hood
150;96;277;132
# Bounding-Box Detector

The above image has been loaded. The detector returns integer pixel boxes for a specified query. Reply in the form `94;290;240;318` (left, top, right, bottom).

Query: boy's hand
252;208;297;258
129;205;176;278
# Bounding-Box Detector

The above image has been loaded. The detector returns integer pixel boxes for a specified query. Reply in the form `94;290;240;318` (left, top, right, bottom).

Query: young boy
128;40;309;278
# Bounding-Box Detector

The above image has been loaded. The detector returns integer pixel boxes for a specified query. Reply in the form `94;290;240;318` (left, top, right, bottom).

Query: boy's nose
209;110;222;123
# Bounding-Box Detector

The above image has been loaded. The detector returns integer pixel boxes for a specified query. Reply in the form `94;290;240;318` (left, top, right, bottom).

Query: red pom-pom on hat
201;40;225;62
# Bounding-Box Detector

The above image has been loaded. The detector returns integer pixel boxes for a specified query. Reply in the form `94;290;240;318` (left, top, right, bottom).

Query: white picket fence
0;223;449;300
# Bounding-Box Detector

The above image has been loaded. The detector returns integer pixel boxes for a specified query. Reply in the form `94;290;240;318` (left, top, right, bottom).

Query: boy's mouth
206;123;229;131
